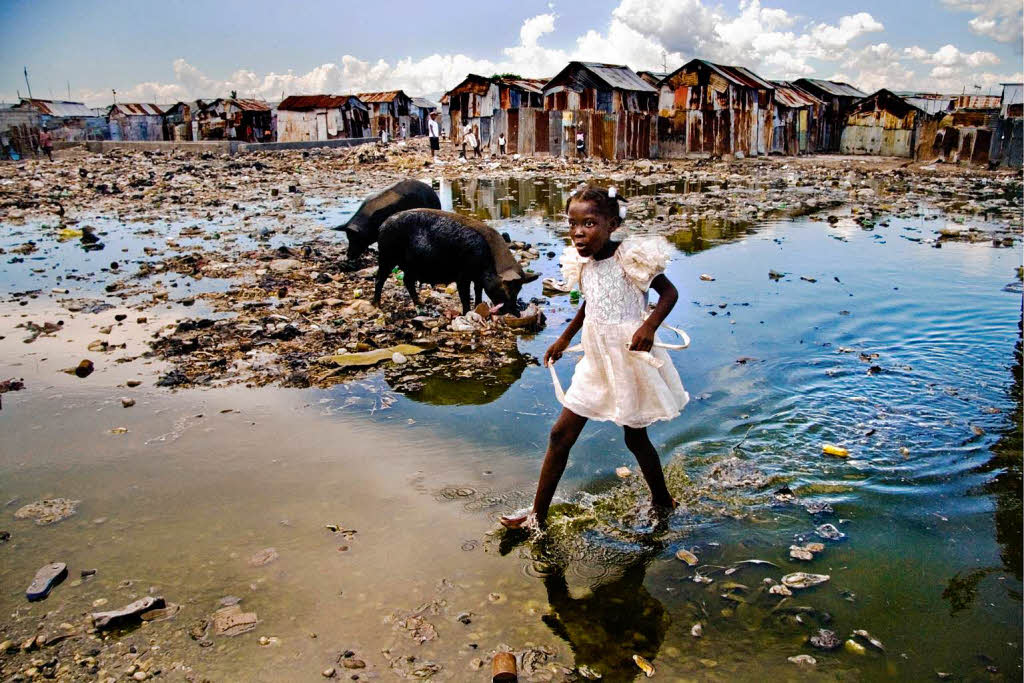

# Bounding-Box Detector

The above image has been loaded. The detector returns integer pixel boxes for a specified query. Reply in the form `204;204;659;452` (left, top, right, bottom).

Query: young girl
502;185;689;530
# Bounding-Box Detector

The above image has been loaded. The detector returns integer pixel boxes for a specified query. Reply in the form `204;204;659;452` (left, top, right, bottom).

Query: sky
1;0;1021;106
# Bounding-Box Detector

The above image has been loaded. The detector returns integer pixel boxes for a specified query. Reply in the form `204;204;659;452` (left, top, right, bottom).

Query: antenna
67;81;71;99
23;67;33;100
112;88;117;104
662;51;667;73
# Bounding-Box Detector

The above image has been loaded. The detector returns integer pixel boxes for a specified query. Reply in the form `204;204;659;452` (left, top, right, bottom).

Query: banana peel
317;343;433;369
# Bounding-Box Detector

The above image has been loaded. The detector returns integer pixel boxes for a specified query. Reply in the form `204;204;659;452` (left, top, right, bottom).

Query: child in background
498;133;506;155
501;185;689;530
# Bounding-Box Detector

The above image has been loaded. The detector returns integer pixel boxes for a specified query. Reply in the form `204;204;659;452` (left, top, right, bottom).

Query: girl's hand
629;322;656;352
544;338;570;366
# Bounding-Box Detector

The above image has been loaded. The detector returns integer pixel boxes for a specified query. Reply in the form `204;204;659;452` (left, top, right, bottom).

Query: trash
92;596;166;629
318;344;432;369
699;273;715;281
691;622;703;637
781;572;830;589
615;466;632;478
821;443;849;457
789;546;814;561
211;604;258;636
491;651;517;682
632;654;655;677
810;629;841;650
769;584;792;596
845;639;867;655
26;562;68;601
787;655;816;666
815;523;845;541
852;629;886;651
675;548;699;566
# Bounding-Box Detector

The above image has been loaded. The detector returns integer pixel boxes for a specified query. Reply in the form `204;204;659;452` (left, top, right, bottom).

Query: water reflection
666;217;755;254
385;353;529;406
539;547;667;682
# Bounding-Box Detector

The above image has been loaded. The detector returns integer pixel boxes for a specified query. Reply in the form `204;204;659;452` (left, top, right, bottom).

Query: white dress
558;238;689;428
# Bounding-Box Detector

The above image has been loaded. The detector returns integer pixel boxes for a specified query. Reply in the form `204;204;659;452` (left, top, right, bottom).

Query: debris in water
14;498;80;525
781;572;830;589
92;596;166;629
699;273;715;281
675;548;699;566
632;654;655;677
815;523;845;541
844;639;867;655
211;604;258;636
248;547;279;567
821;443;849;457
852;629;885;651
26;562;68;601
788;655;816;666
691;623;703;637
809;629;841;650
615;466;632;478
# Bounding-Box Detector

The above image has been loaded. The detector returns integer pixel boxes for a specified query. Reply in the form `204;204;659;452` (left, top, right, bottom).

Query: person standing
400;122;407;139
576;130;585;159
38;128;53;161
498;132;506;155
427;112;440;159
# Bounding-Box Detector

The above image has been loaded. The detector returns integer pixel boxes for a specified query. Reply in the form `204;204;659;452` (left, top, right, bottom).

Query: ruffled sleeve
559;246;588;291
617;237;672;291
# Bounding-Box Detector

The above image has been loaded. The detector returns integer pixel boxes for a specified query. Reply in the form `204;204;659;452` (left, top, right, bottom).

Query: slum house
637;71;669;88
769;82;824;155
543;62;658;159
920;94;1002;165
162;100;207;141
839;89;934;158
656;59;775;158
15;99;107;141
0;104;41;159
792;78;866;152
107;103;166;141
989;83;1022;168
356;91;412;139
196;98;272;141
409;97;437;136
275;95;370;142
443;74;499;147
489;77;550;154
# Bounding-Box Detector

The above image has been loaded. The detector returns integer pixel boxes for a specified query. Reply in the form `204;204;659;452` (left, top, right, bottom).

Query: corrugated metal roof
357;90;407;103
955;94;1001;110
637;70;669;84
670;59;774;91
410;97;438;109
497;77;549;94
19;99;97;117
902;96;954;115
111;103;166;116
445;76;492;98
770;81;823;108
577;63;657;93
278;95;363;110
1002;84;1023;106
232;98;270;111
795;78;866;98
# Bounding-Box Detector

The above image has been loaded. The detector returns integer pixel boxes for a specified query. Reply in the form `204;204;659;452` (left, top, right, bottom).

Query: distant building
14;98;107;141
636;70;669;88
197;98;272;141
443;74;499;146
276;95;369;142
770;82;824;155
162;100;207;141
543;61;658;113
989;83;1022;168
356;90;412;139
839;89;932;158
656;59;775;158
409;97;438;137
0;104;41;158
792;79;866;152
108;103;166;141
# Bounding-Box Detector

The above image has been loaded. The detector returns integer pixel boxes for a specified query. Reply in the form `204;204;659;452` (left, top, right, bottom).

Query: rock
691;623;703;637
341;659;366;669
132;672;148;681
615;466;631;478
392;352;408;364
699;273;715;281
321;667;336;678
249;547;279;566
789;546;814;561
769;584;792;596
815;523;845;541
788;654;816;666
74;360;94;378
675;549;699;566
269;259;302;273
211;605;258;636
121;397;135;408
14;499;80;525
126;380;141;387
92;596;165;629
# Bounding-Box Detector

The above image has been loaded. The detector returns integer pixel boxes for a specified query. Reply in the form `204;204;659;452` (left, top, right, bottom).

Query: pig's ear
520;270;540;284
500;269;520;282
333;223;351;233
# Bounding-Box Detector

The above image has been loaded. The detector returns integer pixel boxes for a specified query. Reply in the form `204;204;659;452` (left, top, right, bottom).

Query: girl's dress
558;237;689;428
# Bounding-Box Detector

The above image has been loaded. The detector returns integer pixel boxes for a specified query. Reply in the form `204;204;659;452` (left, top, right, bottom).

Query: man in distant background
38;128;53;161
427;112;440;159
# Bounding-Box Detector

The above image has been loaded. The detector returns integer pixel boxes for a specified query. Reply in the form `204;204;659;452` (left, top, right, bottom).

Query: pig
334;179;441;261
374;209;539;314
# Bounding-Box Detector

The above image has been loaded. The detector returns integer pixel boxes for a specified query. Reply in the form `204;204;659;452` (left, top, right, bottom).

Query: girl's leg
501;408;587;528
623;426;675;508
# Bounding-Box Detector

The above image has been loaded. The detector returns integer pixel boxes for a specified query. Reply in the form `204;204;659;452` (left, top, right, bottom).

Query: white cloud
940;0;1023;45
810;12;884;49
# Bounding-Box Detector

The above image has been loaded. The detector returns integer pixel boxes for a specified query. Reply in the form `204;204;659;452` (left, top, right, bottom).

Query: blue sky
2;0;1020;105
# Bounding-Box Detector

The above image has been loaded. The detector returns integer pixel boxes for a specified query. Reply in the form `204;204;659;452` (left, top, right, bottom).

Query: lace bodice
560;237;673;325
581;255;647;324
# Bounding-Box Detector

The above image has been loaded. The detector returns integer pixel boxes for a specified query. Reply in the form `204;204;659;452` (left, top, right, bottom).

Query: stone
321;668;336;678
788;655;816;666
92;597;165;629
269;259;302;273
121;397;135;408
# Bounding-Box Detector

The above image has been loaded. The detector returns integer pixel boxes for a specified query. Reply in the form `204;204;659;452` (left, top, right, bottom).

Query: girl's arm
630;274;678;352
544;301;586;365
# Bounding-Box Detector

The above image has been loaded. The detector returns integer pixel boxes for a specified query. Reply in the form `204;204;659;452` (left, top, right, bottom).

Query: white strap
548;323;691;402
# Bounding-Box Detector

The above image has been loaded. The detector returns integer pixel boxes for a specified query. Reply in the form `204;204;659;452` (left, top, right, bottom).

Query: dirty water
1;176;1021;682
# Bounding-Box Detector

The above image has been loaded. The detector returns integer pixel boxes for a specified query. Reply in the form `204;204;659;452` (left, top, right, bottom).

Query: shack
443;75;499;146
656;59;774;158
162;100;207;141
988;83;1022;168
637;71;669;88
792;78;866;152
14;99;107;141
108;103;166;141
275;95;369;142
0;104;41;158
839;89;932;158
489;78;549;155
920;95;1001;165
770;82;823;155
356;90;412;139
542;62;658;159
197;98;272;141
409;97;437;136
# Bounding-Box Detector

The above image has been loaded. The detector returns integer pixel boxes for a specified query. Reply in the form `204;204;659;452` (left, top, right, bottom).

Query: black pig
334;179;440;260
374;209;538;314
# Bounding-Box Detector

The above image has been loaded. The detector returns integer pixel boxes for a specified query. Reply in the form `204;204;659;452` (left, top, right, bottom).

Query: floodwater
1;177;1021;682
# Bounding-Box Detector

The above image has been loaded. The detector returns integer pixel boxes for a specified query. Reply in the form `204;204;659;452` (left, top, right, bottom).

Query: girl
502;185;689;530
